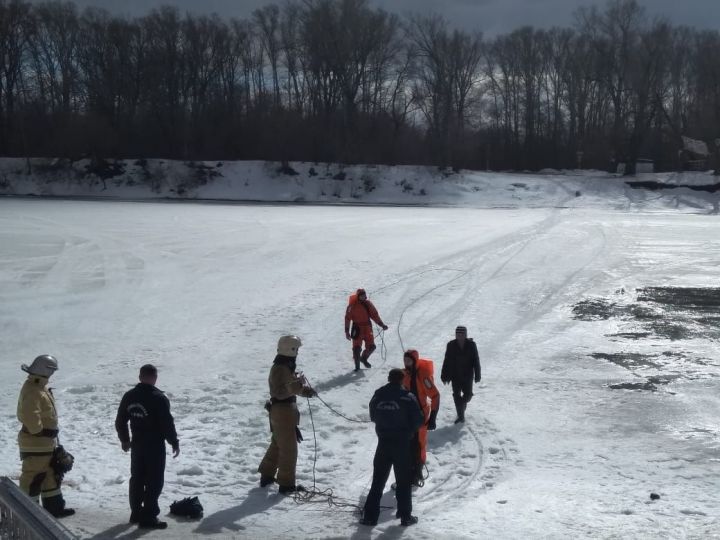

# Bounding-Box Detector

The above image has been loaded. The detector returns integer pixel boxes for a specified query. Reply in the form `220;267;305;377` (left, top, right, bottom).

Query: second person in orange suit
402;349;440;486
345;288;388;371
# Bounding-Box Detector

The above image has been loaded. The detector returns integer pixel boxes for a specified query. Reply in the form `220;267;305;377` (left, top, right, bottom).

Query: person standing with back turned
115;364;180;529
360;368;424;527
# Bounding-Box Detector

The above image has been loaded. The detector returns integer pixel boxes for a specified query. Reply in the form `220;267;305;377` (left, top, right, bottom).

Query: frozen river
0;198;718;539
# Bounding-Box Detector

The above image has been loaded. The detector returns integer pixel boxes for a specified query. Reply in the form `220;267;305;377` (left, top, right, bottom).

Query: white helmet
277;335;302;357
21;355;59;377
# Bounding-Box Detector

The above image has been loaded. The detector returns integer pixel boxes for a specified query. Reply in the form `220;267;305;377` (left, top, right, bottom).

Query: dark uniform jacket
115;383;179;449
369;382;424;440
441;339;481;383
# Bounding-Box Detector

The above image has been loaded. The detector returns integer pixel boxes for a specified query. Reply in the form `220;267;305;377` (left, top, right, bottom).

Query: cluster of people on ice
259;287;482;528
13;287;481;530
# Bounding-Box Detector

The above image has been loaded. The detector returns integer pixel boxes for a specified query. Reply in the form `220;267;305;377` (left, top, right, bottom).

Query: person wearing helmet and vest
16;354;75;518
344;288;389;371
402;349;440;487
441;325;481;424
258;335;316;494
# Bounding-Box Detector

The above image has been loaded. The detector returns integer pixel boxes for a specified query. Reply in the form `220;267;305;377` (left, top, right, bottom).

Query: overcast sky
55;0;720;36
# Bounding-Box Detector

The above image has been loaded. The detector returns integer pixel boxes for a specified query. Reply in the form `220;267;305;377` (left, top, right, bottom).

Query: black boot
42;495;75;518
139;518;167;529
279;484;306;494
360;350;372;368
453;395;465;423
353;347;362;371
260;475;275;487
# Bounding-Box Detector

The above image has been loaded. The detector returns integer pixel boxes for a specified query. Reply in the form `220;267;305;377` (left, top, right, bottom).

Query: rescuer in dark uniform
360;368;424;528
115;364;179;529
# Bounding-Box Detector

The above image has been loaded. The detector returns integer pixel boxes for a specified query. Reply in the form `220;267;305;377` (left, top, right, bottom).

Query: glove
38;428;59;438
427;410;438;431
172;442;180;458
381;324;388;331
302;387;317;398
441;376;449;385
121;441;131;452
345;332;351;341
295;427;304;443
475;377;481;383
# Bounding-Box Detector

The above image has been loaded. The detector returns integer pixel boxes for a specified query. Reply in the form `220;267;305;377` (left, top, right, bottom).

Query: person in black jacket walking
115;364;180;529
360;368;424;528
440;326;481;424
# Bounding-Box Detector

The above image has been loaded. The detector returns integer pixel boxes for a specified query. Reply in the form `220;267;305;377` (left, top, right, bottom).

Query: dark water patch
573;286;720;340
572;298;617;321
647;375;678;385
637;287;720;312
648;321;693;341
607;375;674;391
608;381;658;391
627;304;663;320
591;353;660;370
607;332;652;340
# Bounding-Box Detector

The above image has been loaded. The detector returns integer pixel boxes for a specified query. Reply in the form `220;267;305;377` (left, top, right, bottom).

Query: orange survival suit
402;349;440;484
344;288;387;370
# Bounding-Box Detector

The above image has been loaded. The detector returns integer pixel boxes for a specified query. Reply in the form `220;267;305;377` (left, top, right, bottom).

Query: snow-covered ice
1;164;719;539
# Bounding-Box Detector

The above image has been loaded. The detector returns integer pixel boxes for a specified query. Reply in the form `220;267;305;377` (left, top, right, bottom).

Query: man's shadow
85;523;152;539
193;487;283;535
312;370;366;394
427;424;464;451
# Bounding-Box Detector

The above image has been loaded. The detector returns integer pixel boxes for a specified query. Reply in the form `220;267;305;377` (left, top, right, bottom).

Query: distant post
576;151;584;170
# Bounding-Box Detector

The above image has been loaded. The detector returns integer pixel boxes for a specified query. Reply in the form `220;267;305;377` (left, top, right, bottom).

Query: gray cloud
41;0;720;36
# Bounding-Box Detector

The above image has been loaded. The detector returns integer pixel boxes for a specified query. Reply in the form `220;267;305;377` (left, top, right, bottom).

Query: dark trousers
363;437;412;522
129;443;166;520
452;379;473;419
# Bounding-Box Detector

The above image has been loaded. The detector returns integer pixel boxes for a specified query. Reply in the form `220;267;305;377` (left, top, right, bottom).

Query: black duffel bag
50;445;74;480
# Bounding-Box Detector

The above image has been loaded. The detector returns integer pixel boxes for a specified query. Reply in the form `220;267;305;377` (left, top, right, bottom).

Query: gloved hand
475;376;481;383
121;441;131;452
295;427;304;443
172;442;180;458
345;332;351;341
302;387;317;398
381;324;388;331
427;410;438;431
441;376;449;385
38;428;59;438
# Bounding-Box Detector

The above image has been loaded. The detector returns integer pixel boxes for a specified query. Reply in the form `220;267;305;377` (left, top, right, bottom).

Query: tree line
1;0;719;173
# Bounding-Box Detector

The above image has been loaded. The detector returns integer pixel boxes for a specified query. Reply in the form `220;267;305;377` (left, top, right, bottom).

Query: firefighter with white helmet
258;335;316;494
16;355;75;518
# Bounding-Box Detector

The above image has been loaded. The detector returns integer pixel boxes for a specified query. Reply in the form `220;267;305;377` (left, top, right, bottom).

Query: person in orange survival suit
344;288;388;371
401;349;440;486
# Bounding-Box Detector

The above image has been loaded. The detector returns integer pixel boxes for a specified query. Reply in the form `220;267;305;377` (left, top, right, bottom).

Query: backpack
170;496;204;519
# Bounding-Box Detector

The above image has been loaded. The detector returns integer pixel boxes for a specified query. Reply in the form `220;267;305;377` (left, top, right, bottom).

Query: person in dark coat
360;368;424;528
115;364;180;529
440;326;481;424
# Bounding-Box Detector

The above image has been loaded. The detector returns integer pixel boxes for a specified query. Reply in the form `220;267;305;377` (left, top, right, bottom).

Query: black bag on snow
50;445;74;480
170;496;204;519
